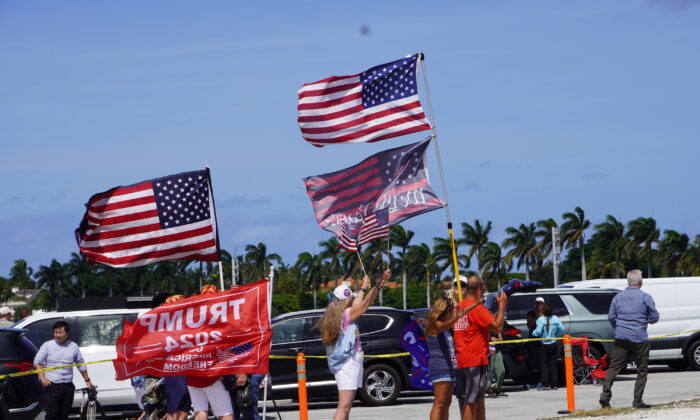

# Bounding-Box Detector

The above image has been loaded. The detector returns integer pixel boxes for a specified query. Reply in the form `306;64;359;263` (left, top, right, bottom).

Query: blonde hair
426;298;453;336
316;298;353;346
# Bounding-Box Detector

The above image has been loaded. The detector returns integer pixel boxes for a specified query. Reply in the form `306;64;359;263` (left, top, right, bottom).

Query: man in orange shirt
453;275;507;420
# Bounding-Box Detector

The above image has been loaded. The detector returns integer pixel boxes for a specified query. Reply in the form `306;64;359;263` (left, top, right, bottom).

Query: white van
559;277;700;369
14;308;147;414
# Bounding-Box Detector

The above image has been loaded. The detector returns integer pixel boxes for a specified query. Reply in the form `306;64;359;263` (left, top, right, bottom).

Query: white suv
14;308;147;414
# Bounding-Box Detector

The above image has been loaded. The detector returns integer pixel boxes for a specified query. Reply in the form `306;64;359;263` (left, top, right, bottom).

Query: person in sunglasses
425;297;480;420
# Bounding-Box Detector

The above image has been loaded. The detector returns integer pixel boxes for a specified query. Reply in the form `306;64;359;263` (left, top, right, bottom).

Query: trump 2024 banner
113;280;271;379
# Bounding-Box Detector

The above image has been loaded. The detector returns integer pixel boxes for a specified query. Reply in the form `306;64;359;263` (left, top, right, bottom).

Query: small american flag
216;342;254;363
338;223;358;253
297;53;431;147
358;208;390;246
75;169;219;268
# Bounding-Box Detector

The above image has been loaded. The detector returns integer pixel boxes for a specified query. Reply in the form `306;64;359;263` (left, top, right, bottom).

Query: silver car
486;288;619;358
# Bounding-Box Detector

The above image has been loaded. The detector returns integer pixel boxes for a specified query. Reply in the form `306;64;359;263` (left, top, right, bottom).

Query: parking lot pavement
261;367;700;419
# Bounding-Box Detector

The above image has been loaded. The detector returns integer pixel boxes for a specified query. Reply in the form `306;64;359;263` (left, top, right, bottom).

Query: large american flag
358;208;390;246
304;138;444;236
297;53;432;147
75;169;220;268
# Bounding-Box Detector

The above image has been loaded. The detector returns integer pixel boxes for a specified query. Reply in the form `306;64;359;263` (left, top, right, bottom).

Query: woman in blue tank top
316;270;390;420
425;297;480;420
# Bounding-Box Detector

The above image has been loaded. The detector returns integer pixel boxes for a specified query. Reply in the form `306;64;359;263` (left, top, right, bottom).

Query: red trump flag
113;280;271;379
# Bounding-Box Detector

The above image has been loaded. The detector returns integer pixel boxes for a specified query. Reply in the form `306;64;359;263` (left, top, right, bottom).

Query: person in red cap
316;270;390;420
186;285;233;420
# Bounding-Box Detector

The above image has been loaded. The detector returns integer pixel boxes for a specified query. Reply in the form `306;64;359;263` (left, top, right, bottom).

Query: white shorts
187;379;233;416
335;351;364;391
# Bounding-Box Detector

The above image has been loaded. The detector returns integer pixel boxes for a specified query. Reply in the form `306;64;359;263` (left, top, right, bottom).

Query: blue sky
1;0;699;273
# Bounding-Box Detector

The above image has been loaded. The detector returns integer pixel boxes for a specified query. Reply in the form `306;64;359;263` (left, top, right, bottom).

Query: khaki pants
599;339;650;406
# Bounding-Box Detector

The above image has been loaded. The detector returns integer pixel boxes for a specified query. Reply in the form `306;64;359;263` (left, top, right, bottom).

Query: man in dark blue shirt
599;269;659;409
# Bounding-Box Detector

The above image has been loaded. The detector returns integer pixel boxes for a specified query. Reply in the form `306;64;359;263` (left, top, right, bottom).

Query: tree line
2;207;699;316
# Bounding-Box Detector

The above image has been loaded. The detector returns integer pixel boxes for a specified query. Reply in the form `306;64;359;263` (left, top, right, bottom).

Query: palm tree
626;217;660;278
587;248;626;279
561;207;591;281
678;235;700;276
35;259;68;310
390;226;414;310
319;237;342;287
67;252;92;298
531;218;558;270
243;242;282;282
657;230;689;276
461;220;492;274
502;223;537;281
432;236;469;278
479;242;511;289
9;259;35;292
296;252;323;309
592;215;626;278
0;276;14;304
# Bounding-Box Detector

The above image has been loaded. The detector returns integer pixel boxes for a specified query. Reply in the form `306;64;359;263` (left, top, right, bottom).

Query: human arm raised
488;291;508;333
429;301;481;335
349;270;390;321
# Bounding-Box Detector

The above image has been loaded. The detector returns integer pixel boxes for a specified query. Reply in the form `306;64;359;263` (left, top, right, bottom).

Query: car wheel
358;363;400;406
687;340;700;370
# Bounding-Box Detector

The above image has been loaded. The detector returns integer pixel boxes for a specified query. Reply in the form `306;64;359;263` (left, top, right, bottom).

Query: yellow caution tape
269;352;410;360
491;328;700;345
0;359;112;380
6;328;700;380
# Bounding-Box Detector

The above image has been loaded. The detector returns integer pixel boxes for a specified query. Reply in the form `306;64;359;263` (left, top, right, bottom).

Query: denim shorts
430;370;457;384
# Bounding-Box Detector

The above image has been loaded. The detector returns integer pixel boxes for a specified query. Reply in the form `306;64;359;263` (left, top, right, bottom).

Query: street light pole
552;227;561;287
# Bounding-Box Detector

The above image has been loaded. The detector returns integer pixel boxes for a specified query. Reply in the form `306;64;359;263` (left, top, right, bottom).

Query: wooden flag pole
418;52;463;301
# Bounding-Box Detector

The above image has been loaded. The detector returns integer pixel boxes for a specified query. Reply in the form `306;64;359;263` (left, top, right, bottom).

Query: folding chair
570;337;600;385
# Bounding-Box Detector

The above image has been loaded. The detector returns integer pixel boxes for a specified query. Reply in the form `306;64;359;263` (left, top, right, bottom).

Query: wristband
360;288;368;294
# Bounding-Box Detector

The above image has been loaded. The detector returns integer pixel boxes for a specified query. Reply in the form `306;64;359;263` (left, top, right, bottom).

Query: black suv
268;307;413;406
0;328;44;420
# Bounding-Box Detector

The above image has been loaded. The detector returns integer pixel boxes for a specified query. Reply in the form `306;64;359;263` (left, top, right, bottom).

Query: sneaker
496;390;509;398
634;402;653;409
523;384;531;391
599;400;611;409
550;386;559;391
537;384;546;391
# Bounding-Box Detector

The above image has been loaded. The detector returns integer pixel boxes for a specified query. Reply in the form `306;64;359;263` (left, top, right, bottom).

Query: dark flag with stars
75;169;220;268
303;138;443;237
297;53;432;147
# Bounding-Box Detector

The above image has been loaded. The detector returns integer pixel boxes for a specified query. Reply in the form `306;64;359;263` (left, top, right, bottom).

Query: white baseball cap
452;275;468;286
0;306;12;316
332;285;357;301
535;297;545;303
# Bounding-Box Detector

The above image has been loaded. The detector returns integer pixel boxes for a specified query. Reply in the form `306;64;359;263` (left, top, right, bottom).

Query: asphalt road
260;366;700;419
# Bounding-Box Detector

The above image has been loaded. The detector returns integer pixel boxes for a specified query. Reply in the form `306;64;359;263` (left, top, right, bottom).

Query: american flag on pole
338;223;358;253
75;169;220;268
358;208;390;246
297;53;432;147
304;138;443;236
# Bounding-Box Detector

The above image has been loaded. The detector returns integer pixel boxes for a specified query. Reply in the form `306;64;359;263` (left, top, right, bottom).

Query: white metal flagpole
418;52;463;301
262;265;275;419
